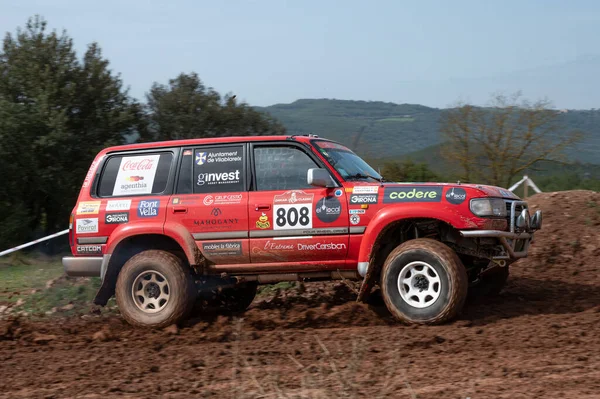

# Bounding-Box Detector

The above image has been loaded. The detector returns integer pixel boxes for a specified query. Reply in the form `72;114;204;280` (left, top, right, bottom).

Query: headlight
470;198;507;217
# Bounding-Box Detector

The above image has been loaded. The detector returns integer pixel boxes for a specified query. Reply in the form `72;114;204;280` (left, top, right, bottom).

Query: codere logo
383;186;443;203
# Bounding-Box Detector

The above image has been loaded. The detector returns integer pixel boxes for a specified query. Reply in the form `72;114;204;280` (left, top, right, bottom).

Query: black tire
115;250;196;328
469;266;509;298
380;239;468;325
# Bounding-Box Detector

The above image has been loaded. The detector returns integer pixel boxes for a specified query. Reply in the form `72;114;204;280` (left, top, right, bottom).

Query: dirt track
1;191;599;398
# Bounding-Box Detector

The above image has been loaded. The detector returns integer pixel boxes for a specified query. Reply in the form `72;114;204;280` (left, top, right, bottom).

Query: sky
2;0;600;109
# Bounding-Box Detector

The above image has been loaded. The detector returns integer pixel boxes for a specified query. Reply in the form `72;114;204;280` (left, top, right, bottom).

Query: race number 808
274;205;312;230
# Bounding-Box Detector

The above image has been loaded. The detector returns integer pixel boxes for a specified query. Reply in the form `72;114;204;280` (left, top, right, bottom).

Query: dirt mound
0;190;599;398
518;190;600;285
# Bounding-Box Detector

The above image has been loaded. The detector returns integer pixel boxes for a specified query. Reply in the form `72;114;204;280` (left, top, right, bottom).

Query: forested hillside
257;99;600;164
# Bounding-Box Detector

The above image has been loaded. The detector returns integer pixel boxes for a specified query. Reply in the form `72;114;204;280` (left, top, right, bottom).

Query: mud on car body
63;134;542;328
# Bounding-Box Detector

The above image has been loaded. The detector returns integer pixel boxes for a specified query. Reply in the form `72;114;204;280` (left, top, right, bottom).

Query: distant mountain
256;99;600;164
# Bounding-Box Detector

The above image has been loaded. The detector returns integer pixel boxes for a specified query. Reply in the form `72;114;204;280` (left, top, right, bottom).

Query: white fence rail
508;175;542;197
0;229;69;257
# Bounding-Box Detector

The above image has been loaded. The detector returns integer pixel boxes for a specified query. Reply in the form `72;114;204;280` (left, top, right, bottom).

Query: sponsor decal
210;207;222;217
334;189;343;197
197;170;241;187
76;245;102;255
194;218;238;227
173;197;180;205
315;197;342;223
499;189;513;198
350;214;361;225
76;201;101;215
345;187;353;193
76;218;99;234
352;186;379;194
349;209;366;214
195;152;207;165
202;241;242;256
183;150;192;156
315;141;348;150
203;195;214;205
274;190;314;204
297;242;347;250
196;150;243;165
383;186;443;203
137;199;160;217
273;191;314;230
263;240;295;251
82;156;104;188
105;212;129;224
106;199;131;211
256;213;271;229
349;194;378;205
113;154;160;196
445;187;467;205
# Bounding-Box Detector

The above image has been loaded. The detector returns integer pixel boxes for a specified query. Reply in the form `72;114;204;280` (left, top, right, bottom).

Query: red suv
63;135;541;328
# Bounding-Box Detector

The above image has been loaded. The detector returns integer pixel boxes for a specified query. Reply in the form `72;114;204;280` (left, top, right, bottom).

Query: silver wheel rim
131;270;170;313
397;261;441;309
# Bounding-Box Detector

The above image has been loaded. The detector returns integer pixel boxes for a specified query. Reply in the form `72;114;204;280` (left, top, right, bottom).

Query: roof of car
101;135;331;155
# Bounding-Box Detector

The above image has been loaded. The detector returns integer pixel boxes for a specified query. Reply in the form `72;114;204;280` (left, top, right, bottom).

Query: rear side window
97;152;173;197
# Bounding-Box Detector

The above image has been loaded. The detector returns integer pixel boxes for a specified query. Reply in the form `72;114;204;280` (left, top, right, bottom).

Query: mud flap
357;262;378;302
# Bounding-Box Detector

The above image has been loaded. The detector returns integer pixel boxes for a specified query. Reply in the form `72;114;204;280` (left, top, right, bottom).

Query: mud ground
1;190;599;398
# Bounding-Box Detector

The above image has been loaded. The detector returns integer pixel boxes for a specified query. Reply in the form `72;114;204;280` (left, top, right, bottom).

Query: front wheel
115;250;196;328
380;239;468;325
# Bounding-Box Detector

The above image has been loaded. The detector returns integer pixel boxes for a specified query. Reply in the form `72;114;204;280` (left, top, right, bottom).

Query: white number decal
274;204;312;230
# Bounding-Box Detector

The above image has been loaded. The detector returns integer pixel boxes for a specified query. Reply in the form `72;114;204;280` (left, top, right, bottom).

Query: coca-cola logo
122;158;155;172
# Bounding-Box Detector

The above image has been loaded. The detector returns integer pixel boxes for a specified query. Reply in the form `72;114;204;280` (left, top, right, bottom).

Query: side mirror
307;168;335;188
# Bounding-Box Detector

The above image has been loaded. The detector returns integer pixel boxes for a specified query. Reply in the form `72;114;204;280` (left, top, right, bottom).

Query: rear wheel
115;250;196;328
380;239;468;325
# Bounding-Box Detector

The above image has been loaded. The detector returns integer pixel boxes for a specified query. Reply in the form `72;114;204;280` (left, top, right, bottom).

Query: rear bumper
459;230;533;259
63;256;107;277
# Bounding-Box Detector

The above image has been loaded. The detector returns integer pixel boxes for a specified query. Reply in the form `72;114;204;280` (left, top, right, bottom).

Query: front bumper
459;230;533;259
63;256;109;277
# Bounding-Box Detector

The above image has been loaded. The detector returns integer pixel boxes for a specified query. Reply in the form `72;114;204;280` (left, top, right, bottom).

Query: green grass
0;257;109;316
0;260;64;302
21;277;103;316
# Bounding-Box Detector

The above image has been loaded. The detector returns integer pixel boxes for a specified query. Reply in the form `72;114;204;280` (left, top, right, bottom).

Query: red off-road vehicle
63;135;542;328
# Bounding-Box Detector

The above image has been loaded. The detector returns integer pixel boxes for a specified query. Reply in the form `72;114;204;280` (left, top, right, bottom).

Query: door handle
255;204;271;211
173;206;188;214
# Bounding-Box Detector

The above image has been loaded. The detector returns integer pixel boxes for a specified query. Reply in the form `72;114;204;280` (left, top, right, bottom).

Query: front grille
505;200;527;232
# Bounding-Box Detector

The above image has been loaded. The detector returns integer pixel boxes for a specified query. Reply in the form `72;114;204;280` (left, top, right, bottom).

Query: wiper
346;173;384;183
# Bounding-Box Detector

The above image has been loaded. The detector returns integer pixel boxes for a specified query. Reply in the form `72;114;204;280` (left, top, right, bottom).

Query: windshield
312;140;382;181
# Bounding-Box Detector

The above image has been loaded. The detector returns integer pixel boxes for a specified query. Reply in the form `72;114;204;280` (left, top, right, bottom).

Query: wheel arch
94;233;203;306
357;215;461;302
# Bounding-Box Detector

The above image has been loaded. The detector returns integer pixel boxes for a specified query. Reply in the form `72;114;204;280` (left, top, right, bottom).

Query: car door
248;142;349;266
166;144;250;264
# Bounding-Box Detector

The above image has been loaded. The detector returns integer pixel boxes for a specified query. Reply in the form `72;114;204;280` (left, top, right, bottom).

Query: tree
440;92;583;187
381;160;441;182
145;72;285;141
0;16;143;249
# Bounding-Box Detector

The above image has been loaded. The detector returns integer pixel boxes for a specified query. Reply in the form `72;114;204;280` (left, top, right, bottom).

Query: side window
193;145;245;194
98;152;173;197
176;149;194;194
254;146;318;191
